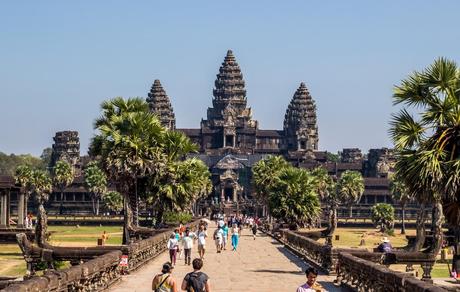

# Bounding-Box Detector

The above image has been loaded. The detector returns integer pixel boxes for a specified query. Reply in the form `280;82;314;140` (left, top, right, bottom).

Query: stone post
220;188;225;203
17;192;25;228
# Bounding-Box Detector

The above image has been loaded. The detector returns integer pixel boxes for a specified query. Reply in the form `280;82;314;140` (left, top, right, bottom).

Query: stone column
6;190;11;228
223;134;226;147
232;187;237;202
0;193;6;228
220;188;225;203
17;192;25;228
232;135;236;148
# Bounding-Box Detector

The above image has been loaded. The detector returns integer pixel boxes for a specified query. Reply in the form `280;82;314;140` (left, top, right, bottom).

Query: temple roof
283;82;317;132
213;50;247;102
146;79;176;130
214;154;245;169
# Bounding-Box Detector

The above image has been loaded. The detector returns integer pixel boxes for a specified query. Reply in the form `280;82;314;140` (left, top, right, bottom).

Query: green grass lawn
48;225;123;245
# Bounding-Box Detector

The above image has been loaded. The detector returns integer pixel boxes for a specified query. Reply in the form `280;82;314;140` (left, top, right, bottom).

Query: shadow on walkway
251;269;304;275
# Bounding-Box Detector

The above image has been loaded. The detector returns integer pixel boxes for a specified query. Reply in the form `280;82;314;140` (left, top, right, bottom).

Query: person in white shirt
197;225;207;260
214;227;224;253
167;233;179;266
181;228;196;265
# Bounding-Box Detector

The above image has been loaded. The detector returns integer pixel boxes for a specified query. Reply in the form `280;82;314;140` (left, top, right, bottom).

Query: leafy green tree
0;152;44;175
390;175;411;234
252;155;290;218
390;58;460;255
30;170;52;246
311;167;337;237
84;161;107;215
91;97;165;232
52;160;74;214
103;191;123;214
269;167;321;229
336;170;364;218
371;203;395;233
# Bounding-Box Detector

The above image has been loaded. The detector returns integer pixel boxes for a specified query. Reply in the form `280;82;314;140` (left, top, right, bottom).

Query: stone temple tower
283;82;319;152
146;79;176;130
200;50;257;153
50;131;80;168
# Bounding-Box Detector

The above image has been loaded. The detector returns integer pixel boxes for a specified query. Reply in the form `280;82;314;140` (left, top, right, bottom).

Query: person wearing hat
151;262;178;292
377;237;393;253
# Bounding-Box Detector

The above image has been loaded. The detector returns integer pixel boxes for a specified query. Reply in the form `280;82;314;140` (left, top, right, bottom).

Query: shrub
371;203;395;233
163;211;193;225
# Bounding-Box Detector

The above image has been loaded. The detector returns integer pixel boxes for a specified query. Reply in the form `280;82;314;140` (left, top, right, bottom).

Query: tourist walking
181;258;211;292
296;267;322;292
231;224;239;251
151;262;178;292
251;223;257;240
182;227;196;265
197;225;207;260
222;223;229;250
167;233;179;266
213;226;223;253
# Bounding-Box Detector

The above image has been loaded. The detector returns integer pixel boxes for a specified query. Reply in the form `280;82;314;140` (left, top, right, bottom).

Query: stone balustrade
5;219;204;291
4;250;122;292
336;252;448;292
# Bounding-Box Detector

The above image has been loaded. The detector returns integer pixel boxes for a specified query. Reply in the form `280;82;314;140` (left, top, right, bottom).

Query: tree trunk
92;198;96;215
412;202;427;252
35;204;47;247
349;205;353;218
428;201;444;258
401;203;406;235
96;199;100;216
60;191;64;215
122;196;131;245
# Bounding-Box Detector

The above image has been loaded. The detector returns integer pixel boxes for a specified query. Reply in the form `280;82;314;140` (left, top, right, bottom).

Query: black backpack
186;272;205;292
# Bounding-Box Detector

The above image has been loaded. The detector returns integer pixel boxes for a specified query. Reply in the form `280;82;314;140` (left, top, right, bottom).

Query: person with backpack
181;258;211;292
151;262;178;292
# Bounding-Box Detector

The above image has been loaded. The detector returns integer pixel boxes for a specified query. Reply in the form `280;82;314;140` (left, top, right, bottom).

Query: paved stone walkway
111;226;344;292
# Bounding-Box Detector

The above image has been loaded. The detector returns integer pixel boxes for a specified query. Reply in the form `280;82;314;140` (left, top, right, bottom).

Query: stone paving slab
111;226;345;292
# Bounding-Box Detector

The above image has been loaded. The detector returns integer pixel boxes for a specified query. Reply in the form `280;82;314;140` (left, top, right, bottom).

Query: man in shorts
197;225;207;260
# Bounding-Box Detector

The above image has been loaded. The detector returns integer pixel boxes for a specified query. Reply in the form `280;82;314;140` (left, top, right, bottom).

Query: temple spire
146;79;176;130
213;49;246;103
283;82;318;151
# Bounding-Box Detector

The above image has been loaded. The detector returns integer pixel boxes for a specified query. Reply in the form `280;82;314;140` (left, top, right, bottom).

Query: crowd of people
153;215;323;292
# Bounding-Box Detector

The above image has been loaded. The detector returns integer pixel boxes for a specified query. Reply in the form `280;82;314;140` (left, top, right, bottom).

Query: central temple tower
200;50;258;154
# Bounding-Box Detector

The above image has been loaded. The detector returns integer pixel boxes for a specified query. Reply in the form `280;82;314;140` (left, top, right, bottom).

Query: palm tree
103;191;123;214
52;160;74;215
91;97;166;243
15;165;34;226
30;170;52;246
269;167;321;229
252;155;290;218
390;58;460;257
336;170;364;219
84;161;107;215
389;175;411;234
311;167;337;238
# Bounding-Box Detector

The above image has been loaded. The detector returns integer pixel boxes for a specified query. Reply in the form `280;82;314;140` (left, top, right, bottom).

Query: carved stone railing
278;229;367;274
3;250;122;292
336;252;448;292
7;219;204;291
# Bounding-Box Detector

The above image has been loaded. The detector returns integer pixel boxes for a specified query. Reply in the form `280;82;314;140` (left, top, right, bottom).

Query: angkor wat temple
0;50;403;220
146;50;398;216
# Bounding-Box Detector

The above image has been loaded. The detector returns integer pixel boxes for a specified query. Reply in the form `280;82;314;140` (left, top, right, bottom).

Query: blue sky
1;1;460;156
